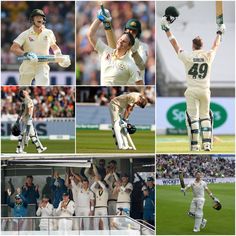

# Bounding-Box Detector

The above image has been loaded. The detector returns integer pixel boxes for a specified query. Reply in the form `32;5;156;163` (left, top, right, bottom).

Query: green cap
125;18;142;38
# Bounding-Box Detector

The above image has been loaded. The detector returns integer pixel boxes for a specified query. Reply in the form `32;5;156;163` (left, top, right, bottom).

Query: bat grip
100;4;107;16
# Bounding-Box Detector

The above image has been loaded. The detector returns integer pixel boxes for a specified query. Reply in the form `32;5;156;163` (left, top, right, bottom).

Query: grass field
157;183;235;235
1;139;75;153
156;135;235;153
76;129;155;153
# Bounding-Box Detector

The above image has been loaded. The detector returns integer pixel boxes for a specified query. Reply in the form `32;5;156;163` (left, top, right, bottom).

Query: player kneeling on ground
109;92;147;150
12;88;47;154
181;172;221;232
161;6;226;151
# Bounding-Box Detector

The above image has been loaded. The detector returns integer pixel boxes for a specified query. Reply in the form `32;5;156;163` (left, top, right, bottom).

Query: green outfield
1;139;75;153
157;183;235;235
76;129;155;153
156;135;235;153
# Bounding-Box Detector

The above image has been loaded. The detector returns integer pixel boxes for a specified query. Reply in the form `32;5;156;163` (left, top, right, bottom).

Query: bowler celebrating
10;9;71;86
87;9;143;85
161;7;225;151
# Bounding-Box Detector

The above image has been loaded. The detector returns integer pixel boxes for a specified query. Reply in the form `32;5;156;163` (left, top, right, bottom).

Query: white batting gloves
24;52;38;62
217;23;226;35
59;55;71;68
131;38;140;54
161;17;170;32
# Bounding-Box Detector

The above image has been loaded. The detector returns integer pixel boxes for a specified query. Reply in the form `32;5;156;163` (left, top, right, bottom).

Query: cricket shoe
203;143;212;151
201;219;207;229
38;147;47;153
193;228;200;232
16;148;27;154
191;145;200;151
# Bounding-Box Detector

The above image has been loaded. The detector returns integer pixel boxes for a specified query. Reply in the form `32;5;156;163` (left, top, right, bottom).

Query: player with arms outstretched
14;88;47;154
181;172;221;232
161;6;226;151
10;9;70;86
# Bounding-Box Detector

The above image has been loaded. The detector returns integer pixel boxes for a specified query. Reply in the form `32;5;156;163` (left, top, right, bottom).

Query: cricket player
15;88;47;154
91;175;109;231
87;10;143;85
55;192;75;232
124;19;149;80
181;172;219;232
113;173;133;216
161;10;226;151
104;165;119;215
36;195;53;231
109;92;147;150
10;9;71;86
70;175;95;230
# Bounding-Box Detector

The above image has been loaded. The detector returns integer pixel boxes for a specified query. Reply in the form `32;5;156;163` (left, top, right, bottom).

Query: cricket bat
179;171;186;196
17;55;70;63
100;2;116;49
216;0;223;25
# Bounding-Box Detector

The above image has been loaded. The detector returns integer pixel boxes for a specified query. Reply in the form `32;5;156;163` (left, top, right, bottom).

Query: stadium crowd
76;1;155;85
1;86;75;119
76;86;155;105
1;1;75;71
2;160;155;231
156;155;235;179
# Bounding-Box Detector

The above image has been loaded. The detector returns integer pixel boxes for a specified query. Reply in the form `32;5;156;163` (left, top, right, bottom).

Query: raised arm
87;19;102;48
211;24;226;51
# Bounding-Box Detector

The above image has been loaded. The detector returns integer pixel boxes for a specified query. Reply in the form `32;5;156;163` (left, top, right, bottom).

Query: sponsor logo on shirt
29;37;34;42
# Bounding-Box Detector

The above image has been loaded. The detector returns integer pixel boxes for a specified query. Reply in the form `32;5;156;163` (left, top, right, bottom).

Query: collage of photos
0;1;235;236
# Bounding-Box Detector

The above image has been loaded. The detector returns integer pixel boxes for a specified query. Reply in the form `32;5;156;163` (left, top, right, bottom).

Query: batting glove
59;55;71;68
217;23;226;35
131;38;140;54
161;17;170;32
120;119;128;128
97;9;112;23
24;52;38;62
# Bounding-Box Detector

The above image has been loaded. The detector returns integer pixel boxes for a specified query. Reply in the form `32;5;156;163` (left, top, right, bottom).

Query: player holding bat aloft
161;6;225;152
10;9;71;86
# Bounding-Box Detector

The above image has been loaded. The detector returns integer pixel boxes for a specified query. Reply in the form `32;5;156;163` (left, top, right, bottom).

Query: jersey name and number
188;57;208;79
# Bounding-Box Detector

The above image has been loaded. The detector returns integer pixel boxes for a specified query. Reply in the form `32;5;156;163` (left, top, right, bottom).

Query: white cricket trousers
94;207;109;230
19;61;50;85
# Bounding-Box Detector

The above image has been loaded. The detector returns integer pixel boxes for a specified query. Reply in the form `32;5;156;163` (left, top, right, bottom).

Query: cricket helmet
11;123;21;136
125;18;142;38
164;6;179;23
30;9;46;23
213;199;222;210
127;124;136;134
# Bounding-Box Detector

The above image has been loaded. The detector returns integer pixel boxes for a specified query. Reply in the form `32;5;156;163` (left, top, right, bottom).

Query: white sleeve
125;183;133;191
104;173;111;184
90;181;97;192
14;31;27;47
94;39;108;55
177;50;189;63
138;42;149;64
44;203;53;216
36;207;41;216
128;64;142;84
48;30;56;46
